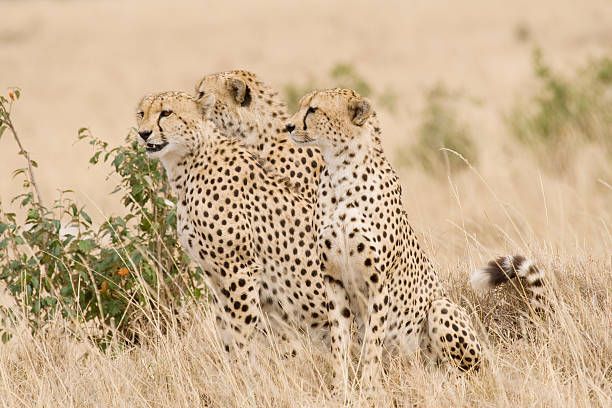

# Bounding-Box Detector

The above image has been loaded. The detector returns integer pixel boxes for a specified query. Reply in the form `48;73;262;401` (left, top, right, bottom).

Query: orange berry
118;267;129;276
100;280;108;292
9;92;14;101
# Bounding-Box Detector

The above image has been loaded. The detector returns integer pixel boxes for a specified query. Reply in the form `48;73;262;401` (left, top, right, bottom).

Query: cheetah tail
470;255;548;312
470;255;543;292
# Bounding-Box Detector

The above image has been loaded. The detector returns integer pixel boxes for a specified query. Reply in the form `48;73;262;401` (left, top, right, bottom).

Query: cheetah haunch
136;91;329;355
286;88;483;389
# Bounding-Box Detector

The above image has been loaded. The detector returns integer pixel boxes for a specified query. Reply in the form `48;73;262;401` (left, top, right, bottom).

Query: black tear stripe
157;113;163;134
303;107;316;130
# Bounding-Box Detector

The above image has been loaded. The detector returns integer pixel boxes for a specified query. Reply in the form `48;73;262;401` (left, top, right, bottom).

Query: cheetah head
285;88;373;156
194;70;287;148
136;91;215;161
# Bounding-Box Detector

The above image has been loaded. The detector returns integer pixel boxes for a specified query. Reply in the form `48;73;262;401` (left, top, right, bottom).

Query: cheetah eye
160;110;172;118
197;92;204;99
137;111;144;119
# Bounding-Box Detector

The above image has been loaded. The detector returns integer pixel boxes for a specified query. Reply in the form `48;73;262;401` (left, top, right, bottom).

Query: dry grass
1;142;610;407
0;254;609;407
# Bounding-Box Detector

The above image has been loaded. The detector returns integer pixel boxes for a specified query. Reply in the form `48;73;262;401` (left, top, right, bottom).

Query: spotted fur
195;70;323;202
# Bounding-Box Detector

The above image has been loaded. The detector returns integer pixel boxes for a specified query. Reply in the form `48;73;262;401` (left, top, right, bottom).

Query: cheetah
194;71;330;345
194;70;323;202
135;91;329;355
286;88;483;389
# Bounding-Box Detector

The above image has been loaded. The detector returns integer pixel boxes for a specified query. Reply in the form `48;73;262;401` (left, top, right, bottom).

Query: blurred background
1;0;611;262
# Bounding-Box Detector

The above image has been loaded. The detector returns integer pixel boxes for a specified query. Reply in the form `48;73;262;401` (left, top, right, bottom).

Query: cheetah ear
348;97;373;126
227;78;252;107
197;93;216;116
194;78;205;98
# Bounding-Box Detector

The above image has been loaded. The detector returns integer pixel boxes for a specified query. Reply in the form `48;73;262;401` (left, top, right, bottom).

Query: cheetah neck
160;121;217;197
322;131;379;180
242;114;290;160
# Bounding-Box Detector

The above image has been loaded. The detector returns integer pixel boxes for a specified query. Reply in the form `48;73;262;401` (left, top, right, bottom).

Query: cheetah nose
284;124;295;133
138;130;152;141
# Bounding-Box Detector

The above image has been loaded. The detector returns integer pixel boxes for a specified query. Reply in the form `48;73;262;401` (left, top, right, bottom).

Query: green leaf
112;152;125;169
69;203;78;216
51;219;61;231
89;151;102;164
0;223;7;235
1;332;12;344
32;300;40;314
80;209;92;224
14;89;20;99
20;193;32;206
12;168;25;179
78;128;89;139
61;285;73;297
27;209;40;220
78;240;92;252
0;126;6;140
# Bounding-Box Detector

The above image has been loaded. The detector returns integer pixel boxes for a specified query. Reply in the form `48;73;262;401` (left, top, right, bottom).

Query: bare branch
0;96;45;209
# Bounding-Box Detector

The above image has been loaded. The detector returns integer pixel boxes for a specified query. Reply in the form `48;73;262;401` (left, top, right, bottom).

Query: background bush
508;48;612;172
283;62;397;113
396;83;478;177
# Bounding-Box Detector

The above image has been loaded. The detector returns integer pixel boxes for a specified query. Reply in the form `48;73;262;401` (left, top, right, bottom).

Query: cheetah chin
146;142;168;153
289;130;313;144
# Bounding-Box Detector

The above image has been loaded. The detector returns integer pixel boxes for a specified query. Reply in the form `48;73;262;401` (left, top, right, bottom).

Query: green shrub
329;63;373;98
0;91;201;348
284;77;317;113
508;49;612;172
397;83;477;176
283;63;397;113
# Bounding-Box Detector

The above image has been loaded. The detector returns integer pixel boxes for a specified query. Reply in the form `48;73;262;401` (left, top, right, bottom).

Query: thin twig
1;94;49;331
0;99;45;209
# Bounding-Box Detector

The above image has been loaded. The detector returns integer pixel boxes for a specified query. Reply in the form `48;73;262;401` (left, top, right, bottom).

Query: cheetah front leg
214;259;263;358
357;242;388;393
322;266;353;396
208;295;234;353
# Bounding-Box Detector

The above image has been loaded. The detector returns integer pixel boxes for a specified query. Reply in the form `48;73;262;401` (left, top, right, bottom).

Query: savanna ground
0;1;611;407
